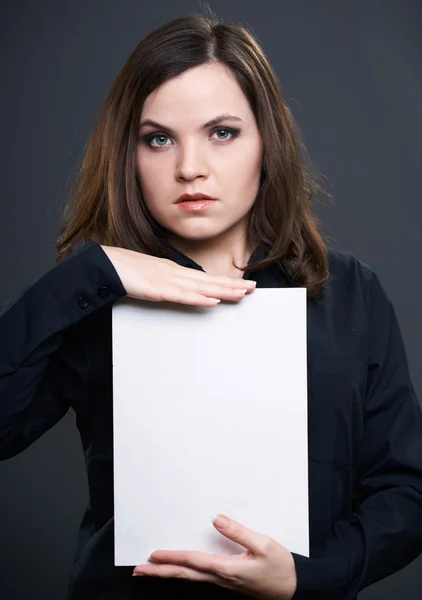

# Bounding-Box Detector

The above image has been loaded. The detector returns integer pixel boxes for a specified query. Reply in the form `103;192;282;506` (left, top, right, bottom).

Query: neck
168;221;254;279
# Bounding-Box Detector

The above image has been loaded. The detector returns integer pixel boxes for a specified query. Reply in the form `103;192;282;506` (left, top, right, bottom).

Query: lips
175;193;216;203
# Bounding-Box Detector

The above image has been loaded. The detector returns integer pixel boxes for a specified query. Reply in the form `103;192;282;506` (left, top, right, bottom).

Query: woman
1;12;422;600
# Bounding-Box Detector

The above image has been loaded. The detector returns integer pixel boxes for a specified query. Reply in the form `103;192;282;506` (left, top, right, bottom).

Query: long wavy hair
56;12;331;298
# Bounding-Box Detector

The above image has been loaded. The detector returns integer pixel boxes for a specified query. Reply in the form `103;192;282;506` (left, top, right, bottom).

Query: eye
142;126;240;149
146;133;170;148
211;127;239;142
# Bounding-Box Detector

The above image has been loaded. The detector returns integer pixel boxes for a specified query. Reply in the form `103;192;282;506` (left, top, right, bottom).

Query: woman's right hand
100;245;257;307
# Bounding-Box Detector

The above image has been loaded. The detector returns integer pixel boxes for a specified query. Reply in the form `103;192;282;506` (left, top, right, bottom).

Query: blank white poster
112;288;309;565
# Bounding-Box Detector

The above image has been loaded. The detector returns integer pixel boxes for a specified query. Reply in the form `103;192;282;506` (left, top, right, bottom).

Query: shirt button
98;285;110;299
78;296;89;308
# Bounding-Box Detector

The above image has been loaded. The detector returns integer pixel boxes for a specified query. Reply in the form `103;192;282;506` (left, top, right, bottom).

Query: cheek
228;138;262;183
231;150;262;195
136;148;158;187
136;150;170;207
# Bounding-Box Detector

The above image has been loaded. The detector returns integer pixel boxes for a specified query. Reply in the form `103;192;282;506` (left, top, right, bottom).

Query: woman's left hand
132;514;297;599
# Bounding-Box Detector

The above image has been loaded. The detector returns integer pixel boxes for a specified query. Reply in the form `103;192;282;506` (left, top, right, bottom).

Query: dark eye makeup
139;126;241;148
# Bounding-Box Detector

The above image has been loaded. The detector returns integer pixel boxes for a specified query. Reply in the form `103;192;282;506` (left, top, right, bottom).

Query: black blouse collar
162;240;266;273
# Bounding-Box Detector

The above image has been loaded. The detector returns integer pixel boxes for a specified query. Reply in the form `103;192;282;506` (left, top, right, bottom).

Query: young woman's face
136;62;263;244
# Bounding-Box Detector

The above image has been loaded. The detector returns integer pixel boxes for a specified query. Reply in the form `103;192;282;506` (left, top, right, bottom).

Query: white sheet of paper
112;288;309;565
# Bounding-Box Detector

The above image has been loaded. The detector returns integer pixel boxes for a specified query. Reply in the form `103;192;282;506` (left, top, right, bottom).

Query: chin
170;222;227;241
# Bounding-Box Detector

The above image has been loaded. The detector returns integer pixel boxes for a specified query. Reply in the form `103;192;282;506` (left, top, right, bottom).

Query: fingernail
132;572;144;576
212;514;229;528
234;289;248;294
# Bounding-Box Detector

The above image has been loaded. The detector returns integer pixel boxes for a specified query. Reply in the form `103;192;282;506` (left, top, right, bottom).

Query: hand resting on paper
100;245;257;307
132;514;297;599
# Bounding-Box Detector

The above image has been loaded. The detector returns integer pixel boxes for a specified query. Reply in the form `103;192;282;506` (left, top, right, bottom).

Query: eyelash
142;127;240;149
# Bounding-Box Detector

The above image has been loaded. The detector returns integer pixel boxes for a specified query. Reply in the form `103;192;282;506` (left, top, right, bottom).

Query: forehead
140;63;251;121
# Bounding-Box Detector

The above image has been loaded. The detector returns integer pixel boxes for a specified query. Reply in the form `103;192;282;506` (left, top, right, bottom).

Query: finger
145;549;244;586
147;549;223;572
155;289;222;307
148;549;250;587
177;269;257;289
193;284;250;301
169;278;254;301
133;562;221;584
212;514;271;556
157;287;247;307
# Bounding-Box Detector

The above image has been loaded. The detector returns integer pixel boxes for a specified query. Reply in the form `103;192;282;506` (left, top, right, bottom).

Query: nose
175;140;208;182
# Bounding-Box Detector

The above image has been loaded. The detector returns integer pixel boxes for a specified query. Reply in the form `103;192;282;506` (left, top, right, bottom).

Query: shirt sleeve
291;269;422;599
0;241;127;460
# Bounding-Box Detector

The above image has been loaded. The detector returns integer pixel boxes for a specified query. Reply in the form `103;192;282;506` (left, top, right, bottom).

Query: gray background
0;0;421;598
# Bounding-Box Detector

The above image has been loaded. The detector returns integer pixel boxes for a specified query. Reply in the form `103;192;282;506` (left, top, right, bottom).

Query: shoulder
323;248;395;332
326;246;374;288
319;247;382;313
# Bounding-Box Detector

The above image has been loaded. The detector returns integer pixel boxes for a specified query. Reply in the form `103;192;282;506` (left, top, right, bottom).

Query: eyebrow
139;113;244;134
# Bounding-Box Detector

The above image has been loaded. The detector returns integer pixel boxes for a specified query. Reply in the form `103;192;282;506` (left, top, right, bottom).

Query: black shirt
1;240;422;600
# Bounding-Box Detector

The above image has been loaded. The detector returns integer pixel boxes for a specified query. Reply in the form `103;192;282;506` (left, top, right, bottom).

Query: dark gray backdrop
1;1;421;598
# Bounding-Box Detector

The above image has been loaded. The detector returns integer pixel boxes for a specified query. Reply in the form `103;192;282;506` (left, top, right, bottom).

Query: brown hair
56;11;331;298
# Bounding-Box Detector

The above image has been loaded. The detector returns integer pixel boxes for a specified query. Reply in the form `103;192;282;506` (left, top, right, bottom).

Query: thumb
212;514;269;555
